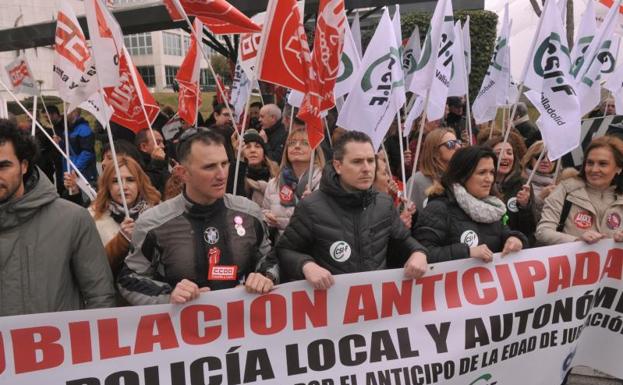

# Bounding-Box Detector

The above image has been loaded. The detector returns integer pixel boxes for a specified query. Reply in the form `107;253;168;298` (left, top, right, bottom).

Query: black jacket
139;151;170;195
514;120;541;148
264;120;287;162
276;164;427;281
413;191;528;263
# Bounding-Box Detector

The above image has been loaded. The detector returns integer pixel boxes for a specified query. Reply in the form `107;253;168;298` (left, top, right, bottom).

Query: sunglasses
439;139;462;150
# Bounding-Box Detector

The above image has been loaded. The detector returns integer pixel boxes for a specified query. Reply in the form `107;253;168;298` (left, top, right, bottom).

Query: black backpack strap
557;198;572;232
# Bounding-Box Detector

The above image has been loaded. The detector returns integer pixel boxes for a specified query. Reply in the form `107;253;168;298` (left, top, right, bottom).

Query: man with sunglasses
118;128;279;305
276;131;429;289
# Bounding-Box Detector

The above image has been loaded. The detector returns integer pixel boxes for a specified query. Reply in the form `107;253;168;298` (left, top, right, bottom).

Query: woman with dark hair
484;135;536;245
243;129;279;205
413;146;528;263
536;136;623;245
89;156;161;275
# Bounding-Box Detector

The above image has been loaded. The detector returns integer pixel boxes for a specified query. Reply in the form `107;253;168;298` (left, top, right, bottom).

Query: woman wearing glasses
407;128;461;210
262;127;325;239
485;134;535;246
413;146;527;263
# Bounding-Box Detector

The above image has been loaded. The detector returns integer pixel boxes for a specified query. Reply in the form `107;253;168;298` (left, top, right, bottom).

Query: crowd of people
0;94;621;316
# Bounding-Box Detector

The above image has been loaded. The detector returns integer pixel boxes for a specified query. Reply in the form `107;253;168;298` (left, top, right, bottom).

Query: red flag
104;53;159;133
163;0;261;34
298;0;346;149
215;75;229;105
256;0;313;92
176;19;203;125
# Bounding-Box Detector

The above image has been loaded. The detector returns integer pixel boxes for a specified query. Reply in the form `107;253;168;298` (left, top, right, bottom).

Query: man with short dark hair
135;128;169;193
277;131;429;289
259;104;287;162
118;128;278;305
0;119;115;315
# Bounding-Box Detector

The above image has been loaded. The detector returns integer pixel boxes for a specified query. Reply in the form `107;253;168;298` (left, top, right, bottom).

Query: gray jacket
0;170;115;316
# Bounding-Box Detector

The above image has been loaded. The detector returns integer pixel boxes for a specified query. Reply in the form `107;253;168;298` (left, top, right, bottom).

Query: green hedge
400;10;498;102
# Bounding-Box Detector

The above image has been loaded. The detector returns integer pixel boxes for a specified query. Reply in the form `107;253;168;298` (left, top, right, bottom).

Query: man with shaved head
259;103;287;162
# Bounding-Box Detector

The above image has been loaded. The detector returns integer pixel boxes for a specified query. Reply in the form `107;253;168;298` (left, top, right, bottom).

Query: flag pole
62;101;75;195
232;92;253;196
406;89;430;200
30;94;38;136
396;109;408;194
288;102;295;133
37;81;53;129
323;117;333;147
0;78;96;198
525;149;546;186
172;0;240;137
307;147;315;190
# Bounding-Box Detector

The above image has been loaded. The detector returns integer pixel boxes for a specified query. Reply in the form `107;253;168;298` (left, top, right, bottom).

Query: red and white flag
4;56;37;95
298;0;347;149
53;1;99;108
256;0;312;93
176;18;203;126
85;0;124;88
163;0;261;34
103;51;159;133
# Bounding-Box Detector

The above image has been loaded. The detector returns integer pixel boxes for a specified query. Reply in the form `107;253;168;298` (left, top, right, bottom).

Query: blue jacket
62;117;97;182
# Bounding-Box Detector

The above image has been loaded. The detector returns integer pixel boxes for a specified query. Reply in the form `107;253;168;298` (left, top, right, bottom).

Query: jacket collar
319;163;377;208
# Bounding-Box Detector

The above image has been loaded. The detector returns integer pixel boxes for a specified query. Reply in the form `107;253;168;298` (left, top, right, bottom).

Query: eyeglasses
287;139;310;147
439;140;462;150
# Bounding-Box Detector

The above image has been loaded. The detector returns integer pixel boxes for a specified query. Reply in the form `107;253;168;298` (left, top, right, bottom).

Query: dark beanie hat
243;129;269;153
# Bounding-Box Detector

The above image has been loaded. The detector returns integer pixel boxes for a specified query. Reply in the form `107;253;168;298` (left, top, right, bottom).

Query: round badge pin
236;226;246;237
607;213;621;230
507;197;519;213
329;241;351;262
234;216;243;225
203;227;220;244
460;230;479;248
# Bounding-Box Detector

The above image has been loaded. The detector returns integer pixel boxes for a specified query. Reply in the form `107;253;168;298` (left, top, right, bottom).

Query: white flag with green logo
569;0;596;80
402;26;421;90
336;8;404;150
391;5;406;109
472;3;511;124
448;21;468;97
574;0;621;116
523;0;580;161
334;21;362;99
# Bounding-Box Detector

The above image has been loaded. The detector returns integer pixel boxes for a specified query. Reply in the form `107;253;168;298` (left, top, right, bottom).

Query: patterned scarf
278;166;310;207
452;183;506;223
108;198;149;224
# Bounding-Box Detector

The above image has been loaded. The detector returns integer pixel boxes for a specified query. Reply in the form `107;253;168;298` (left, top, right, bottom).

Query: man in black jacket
135;128;170;194
277;131;429;289
258;103;287;162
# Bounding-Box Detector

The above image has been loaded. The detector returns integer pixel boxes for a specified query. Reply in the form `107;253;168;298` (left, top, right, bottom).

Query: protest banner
0;240;622;385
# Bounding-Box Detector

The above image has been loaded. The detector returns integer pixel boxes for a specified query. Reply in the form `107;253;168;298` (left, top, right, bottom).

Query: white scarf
452;183;507;223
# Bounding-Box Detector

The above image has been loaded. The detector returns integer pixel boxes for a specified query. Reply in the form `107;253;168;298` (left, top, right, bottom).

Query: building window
200;69;214;90
136;66;155;87
165;66;180;87
163;32;182;56
183;35;191;55
124;33;152;56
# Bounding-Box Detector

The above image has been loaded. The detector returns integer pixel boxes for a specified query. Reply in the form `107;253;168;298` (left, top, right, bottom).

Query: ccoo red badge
279;185;294;202
574;211;593;229
607;213;621;230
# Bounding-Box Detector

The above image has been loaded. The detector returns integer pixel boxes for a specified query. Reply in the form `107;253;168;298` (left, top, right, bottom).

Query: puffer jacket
63;117;97;183
261;167;322;235
413;189;529;263
536;177;623;245
0;170;115;316
276;164;427;281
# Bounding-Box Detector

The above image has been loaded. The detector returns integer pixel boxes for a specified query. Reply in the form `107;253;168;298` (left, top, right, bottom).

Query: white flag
84;0;124;88
569;0;596;79
524;0;580;161
4;56;37;95
288;89;304;108
0;95;7;119
351;10;363;58
229;58;251;120
448;21;468;97
463;16;471;74
402;25;421;89
574;0;621;116
336;8;404;150
391;5;406;109
334;21;362;99
472;3;511;124
605;63;623;115
79;92;113;129
53;1;99;109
